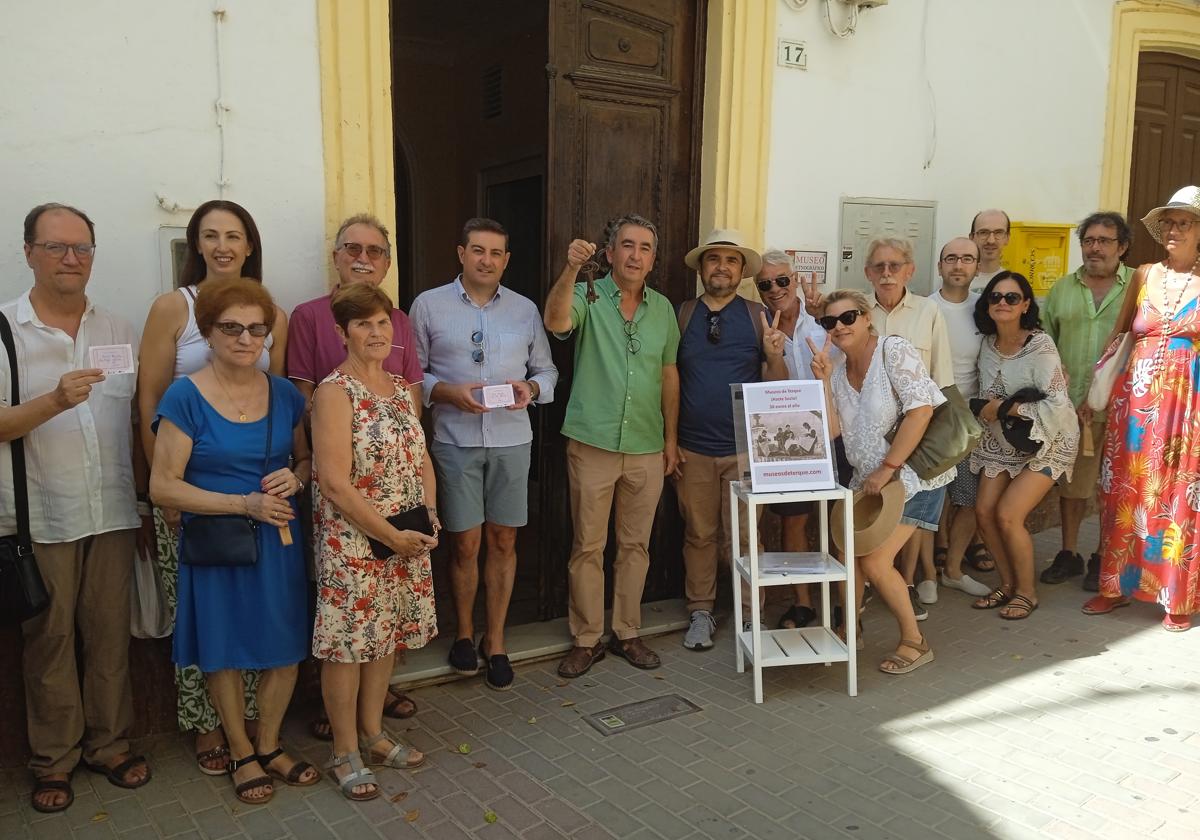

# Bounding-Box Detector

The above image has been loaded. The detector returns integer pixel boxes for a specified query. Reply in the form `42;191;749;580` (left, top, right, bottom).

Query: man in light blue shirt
409;218;557;690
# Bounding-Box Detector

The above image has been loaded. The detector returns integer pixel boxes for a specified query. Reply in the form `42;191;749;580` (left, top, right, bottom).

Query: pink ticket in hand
88;344;135;375
482;384;515;408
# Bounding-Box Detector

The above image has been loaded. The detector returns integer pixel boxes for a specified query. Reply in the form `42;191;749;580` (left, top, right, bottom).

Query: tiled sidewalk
4;519;1200;839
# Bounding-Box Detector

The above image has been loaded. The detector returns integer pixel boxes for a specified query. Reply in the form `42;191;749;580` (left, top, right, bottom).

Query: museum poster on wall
731;380;837;493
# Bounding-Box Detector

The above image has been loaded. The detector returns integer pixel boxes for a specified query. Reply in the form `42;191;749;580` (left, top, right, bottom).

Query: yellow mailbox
1001;222;1075;297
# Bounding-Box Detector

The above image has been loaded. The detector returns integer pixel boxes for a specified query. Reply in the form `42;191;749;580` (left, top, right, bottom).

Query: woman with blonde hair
807;288;952;674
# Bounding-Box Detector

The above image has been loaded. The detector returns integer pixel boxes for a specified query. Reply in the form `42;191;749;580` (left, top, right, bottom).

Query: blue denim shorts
900;486;946;532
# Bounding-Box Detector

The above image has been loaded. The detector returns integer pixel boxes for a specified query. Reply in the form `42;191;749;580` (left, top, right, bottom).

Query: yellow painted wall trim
700;0;775;300
316;0;398;300
1100;0;1200;213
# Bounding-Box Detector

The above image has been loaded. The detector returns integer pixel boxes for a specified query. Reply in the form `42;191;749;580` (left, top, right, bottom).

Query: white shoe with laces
940;572;992;597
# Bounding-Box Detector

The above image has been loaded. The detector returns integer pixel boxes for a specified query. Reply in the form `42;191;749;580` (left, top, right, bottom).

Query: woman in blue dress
150;278;317;805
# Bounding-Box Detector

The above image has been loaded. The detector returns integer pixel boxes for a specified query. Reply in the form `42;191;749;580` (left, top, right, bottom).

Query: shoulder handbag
1087;332;1134;412
0;312;51;625
179;374;273;567
882;336;983;481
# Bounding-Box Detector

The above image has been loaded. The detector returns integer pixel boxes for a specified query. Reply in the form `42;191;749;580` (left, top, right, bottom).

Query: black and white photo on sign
749;410;826;463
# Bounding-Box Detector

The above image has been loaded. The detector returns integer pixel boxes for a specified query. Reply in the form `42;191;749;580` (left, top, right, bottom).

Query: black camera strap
0;312;33;553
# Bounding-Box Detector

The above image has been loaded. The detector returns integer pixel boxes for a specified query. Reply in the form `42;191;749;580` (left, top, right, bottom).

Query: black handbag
179;375;273;567
0;312;50;625
367;505;434;560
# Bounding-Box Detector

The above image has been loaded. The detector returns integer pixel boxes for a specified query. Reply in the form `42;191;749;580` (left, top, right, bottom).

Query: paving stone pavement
4;518;1200;839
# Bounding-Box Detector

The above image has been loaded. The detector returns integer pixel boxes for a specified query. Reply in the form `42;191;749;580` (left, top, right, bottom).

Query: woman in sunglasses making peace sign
968;272;1077;621
807;289;952;675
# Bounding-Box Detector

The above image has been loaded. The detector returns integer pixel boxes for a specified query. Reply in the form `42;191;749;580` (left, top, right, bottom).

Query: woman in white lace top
808;290;952;675
969;272;1079;620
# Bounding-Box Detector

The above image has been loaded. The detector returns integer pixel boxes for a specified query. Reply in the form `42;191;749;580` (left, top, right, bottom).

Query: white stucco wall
0;0;326;332
765;0;1117;287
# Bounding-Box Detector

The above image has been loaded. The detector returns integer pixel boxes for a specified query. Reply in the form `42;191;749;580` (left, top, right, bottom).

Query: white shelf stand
729;480;857;702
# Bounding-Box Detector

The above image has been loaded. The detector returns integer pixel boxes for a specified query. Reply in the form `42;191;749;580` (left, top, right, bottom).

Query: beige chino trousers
566;438;665;646
674;447;757;613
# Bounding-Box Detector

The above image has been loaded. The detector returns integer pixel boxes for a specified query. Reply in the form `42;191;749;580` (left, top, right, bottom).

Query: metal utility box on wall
1001;222;1074;298
839;198;937;295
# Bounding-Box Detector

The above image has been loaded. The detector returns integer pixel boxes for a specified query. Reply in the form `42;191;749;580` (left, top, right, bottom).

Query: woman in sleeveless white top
135;200;288;776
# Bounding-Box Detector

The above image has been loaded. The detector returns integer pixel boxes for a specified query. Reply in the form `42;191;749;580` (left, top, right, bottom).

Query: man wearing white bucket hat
673;230;788;651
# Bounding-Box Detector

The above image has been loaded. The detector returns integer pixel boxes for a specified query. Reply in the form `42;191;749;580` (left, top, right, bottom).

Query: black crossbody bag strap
264;373;273;477
0;313;33;553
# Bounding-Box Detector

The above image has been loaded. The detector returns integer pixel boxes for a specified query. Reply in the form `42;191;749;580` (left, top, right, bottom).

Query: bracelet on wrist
883;459;903;472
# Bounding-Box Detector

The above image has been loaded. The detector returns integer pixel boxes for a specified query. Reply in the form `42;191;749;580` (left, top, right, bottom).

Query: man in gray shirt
410;218;557;690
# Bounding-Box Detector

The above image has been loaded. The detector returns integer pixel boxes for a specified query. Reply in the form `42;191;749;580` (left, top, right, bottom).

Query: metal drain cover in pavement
584;694;702;736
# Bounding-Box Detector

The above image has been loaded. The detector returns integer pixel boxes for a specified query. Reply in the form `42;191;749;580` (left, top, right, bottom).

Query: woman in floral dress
310;283;439;800
1085;186;1200;632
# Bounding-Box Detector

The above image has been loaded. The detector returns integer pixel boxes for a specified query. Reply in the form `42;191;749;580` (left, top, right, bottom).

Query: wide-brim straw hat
830;480;906;557
683;229;763;278
1141;186;1200;245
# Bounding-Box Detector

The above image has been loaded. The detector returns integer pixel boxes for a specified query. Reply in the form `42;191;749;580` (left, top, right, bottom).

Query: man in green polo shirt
1040;211;1134;591
544;214;680;678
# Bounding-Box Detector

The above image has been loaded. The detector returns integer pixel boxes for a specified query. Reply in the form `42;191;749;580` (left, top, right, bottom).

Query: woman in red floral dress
1085;187;1200;632
310;284;439;799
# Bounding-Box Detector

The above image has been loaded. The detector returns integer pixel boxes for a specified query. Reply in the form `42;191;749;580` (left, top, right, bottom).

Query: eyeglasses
1158;219;1195;234
987;291;1024;306
623;319;641;355
817;310;864;331
1081;236;1119;248
30;241;96;260
706;311;721;345
866;261;907;275
470;329;485;363
338;242;390;260
973;229;1008;241
214;321;271;338
755;275;791;293
941;254;978;265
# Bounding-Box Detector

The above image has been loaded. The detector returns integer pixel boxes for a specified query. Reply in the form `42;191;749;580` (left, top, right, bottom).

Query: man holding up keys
544;214;679;678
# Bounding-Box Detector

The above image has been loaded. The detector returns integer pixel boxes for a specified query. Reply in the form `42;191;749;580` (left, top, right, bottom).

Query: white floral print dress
312;370;438;663
829;336;954;500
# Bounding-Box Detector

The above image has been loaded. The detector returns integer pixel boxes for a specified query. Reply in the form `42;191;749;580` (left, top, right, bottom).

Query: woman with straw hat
1084;186;1200;632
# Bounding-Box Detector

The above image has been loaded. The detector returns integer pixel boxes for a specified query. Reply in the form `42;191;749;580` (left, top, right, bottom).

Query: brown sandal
258;747;319;787
384;687;418;719
972;586;1012;610
878;637;934;675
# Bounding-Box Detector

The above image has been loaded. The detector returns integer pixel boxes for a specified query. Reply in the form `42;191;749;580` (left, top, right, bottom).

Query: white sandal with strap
325;751;379;801
360;731;426;770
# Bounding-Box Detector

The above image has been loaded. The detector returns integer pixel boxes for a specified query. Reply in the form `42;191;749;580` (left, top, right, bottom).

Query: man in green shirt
544;214;680;678
1040;211;1134;591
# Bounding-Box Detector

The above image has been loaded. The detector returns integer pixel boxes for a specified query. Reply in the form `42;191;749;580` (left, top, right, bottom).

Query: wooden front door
535;0;706;617
1126;52;1200;268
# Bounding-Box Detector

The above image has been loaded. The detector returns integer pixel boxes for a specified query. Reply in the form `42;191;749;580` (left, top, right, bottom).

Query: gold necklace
213;367;253;422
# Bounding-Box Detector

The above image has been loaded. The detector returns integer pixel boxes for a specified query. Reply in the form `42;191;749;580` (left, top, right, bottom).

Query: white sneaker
683;609;716;650
940;572;992;597
916;579;939;605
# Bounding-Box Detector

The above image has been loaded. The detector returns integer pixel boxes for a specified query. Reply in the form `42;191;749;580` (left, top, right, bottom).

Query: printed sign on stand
731;380;836;493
